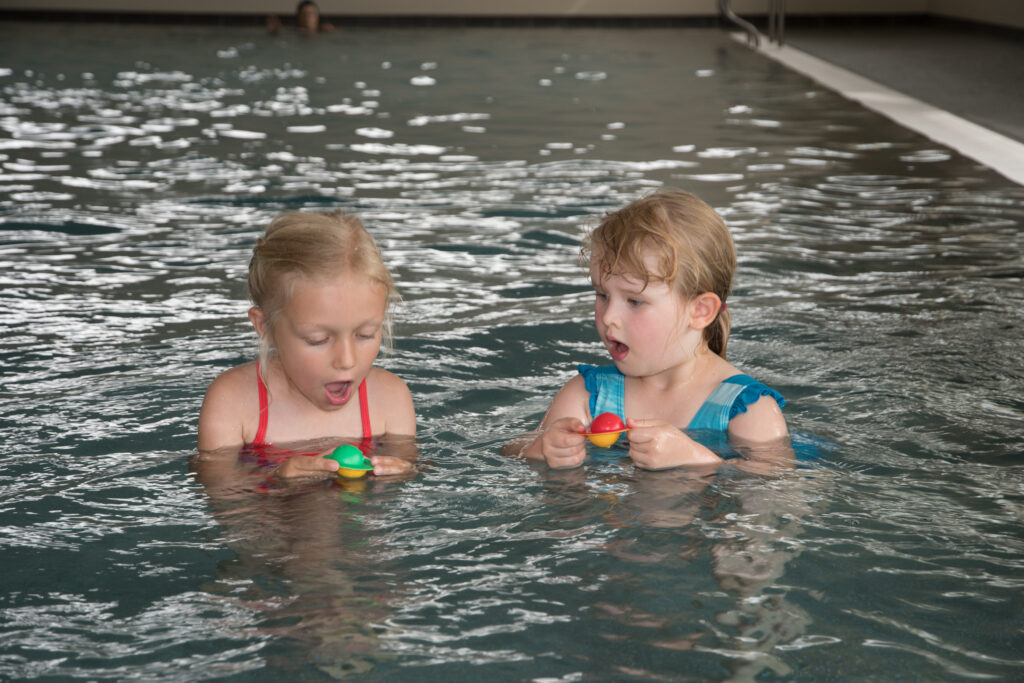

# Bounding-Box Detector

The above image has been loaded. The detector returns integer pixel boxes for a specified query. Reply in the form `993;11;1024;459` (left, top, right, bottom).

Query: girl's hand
273;453;341;479
538;417;588;469
369;454;414;476
626;418;722;470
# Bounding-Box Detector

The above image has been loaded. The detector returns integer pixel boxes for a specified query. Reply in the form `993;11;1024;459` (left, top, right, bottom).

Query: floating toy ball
325;444;373;479
583;412;628;448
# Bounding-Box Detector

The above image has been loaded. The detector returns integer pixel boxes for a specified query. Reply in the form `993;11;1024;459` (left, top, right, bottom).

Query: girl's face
268;270;386;412
590;255;693;378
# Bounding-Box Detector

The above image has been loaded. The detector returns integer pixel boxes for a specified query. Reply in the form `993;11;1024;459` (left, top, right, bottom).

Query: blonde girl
198;210;415;478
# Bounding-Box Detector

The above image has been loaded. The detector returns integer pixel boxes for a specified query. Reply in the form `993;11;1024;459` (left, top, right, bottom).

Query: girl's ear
689;292;723;330
248;306;268;338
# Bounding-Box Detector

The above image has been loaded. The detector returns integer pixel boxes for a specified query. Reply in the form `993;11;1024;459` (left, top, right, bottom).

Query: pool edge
740;34;1024;188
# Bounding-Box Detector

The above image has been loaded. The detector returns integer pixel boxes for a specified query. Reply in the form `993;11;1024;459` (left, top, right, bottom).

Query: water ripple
1;20;1023;682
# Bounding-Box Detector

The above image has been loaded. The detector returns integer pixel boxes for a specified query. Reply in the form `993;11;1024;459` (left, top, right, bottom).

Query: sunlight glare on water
1;20;1023;682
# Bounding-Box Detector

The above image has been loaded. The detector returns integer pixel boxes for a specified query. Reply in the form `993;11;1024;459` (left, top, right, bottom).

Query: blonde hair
247;210;397;371
582;190;736;358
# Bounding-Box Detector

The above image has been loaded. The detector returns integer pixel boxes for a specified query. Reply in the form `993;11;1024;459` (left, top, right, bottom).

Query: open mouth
607;338;629;361
324;381;353;406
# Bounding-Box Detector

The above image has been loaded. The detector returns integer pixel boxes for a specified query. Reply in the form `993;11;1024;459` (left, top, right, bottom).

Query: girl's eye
305;337;328;346
628;298;643;307
594;291;608;301
356;328;381;341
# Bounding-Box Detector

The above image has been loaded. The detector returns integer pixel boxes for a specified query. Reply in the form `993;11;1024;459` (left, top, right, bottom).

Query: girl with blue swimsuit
514;190;789;470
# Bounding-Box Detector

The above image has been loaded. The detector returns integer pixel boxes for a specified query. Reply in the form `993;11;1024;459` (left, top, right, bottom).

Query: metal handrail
768;0;786;45
718;0;786;47
718;0;759;47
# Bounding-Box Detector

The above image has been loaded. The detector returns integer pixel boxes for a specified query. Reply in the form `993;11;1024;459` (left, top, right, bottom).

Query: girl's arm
727;395;789;444
509;376;591;468
370;367;416;436
626;419;724;470
197;367;251;453
628;396;789;470
198;367;339;480
368;368;417;475
725;396;794;472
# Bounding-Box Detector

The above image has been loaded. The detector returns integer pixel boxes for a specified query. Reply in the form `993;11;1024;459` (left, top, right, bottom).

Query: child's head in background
583;190;736;358
295;0;322;31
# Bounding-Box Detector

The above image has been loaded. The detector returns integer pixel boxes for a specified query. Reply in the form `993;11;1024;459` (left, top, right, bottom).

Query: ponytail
706;304;730;358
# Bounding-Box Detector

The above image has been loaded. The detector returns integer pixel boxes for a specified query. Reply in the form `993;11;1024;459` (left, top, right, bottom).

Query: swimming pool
2;19;1023;681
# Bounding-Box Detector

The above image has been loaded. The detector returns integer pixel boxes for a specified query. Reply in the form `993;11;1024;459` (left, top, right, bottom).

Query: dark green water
1;21;1022;681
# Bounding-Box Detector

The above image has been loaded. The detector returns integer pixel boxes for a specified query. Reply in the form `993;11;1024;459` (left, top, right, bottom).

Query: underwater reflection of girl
199;469;398;678
536;460;820;680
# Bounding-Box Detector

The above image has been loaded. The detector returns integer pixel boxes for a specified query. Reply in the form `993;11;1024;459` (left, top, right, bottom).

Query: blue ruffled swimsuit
577;364;785;443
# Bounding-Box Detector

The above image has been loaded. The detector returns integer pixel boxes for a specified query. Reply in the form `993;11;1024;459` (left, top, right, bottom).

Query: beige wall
0;0;933;15
1;0;1021;29
929;0;1024;29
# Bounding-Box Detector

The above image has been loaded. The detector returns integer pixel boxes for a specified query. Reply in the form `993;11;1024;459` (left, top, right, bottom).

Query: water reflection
1;19;1023;682
512;451;825;680
191;440;419;678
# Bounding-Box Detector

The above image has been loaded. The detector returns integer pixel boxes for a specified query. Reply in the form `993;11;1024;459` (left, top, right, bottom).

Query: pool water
2;20;1023;681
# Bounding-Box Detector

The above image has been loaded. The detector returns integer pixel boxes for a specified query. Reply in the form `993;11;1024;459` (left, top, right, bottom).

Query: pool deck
751;21;1024;186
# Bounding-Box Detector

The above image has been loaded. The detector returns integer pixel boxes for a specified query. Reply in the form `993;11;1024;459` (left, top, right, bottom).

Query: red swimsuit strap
252;362;372;449
358;378;373;449
253;362;269;447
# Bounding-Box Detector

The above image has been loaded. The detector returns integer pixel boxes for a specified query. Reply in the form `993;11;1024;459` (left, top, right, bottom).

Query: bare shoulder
728;393;788;443
197;362;258;451
367;365;411;398
367;366;416;435
707;354;745;384
539;373;590;428
204;362;258;404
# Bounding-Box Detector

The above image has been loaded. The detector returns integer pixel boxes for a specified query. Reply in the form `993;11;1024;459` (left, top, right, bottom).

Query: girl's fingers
558;417;586;435
370;455;412;475
549;454;584;469
275;454;337;478
624;426;650;444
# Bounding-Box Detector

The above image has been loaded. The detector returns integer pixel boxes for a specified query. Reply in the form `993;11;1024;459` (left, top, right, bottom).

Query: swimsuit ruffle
728;382;786;421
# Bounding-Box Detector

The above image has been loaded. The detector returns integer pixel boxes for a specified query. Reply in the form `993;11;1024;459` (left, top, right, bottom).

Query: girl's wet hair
247;210;397;370
582;190;736;357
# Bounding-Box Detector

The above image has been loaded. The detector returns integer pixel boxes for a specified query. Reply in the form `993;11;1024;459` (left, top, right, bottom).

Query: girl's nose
332;338;355;369
599;300;619;329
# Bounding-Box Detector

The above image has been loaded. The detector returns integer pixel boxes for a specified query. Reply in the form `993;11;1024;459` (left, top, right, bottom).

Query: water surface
1;21;1023;681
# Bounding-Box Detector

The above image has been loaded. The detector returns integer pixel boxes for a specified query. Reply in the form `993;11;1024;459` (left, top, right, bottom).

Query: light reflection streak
0;19;1022;683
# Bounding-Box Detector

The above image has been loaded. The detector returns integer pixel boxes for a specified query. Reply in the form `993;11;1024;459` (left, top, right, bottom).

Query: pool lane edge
740;35;1024;188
